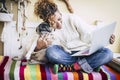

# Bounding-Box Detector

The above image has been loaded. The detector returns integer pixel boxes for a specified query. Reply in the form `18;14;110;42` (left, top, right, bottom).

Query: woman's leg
78;48;113;73
45;45;78;65
46;45;113;73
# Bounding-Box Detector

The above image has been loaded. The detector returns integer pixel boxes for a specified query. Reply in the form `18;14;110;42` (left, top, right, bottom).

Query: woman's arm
71;14;95;43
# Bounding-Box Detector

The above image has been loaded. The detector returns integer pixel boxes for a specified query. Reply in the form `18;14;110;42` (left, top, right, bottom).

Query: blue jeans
45;45;113;73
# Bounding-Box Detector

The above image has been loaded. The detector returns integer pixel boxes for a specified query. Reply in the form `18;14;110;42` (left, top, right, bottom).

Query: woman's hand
109;34;115;44
34;33;54;51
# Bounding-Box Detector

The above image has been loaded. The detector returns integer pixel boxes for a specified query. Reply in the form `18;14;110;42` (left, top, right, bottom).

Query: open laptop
71;21;116;56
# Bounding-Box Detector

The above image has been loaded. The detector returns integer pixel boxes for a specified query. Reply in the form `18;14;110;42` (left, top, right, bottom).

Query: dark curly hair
34;0;58;22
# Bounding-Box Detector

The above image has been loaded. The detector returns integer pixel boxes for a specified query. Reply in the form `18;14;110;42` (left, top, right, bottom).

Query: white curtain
1;21;23;57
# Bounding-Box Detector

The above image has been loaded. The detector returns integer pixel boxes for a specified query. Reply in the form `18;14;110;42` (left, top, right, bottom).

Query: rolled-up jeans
45;45;113;73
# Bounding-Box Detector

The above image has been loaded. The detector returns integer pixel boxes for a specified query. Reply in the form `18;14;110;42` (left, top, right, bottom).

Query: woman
34;0;115;73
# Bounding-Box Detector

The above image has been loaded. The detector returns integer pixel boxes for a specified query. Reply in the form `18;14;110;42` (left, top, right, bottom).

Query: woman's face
48;11;62;29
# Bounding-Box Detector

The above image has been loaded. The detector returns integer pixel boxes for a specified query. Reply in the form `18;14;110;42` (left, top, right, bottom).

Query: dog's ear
36;25;41;35
37;22;51;34
43;22;51;32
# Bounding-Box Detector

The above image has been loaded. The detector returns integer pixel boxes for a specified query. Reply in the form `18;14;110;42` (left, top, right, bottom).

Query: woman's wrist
34;46;42;52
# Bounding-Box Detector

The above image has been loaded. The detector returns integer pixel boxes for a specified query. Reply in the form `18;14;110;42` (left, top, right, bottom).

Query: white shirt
53;13;95;53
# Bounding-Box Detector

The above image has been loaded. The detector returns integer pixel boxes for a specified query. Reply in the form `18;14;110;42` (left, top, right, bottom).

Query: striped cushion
0;56;116;80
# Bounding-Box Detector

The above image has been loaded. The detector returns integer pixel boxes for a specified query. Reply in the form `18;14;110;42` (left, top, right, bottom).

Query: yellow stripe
0;56;3;62
24;65;31;80
36;64;42;80
83;72;89;80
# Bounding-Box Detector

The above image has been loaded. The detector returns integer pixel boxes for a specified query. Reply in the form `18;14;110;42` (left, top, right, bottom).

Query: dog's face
36;22;51;35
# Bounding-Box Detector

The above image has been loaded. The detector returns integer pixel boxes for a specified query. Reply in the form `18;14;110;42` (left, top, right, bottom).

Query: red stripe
100;69;108;80
0;56;9;80
101;72;108;80
0;56;9;69
88;73;93;80
19;60;27;80
40;64;47;80
0;69;4;80
77;71;83;80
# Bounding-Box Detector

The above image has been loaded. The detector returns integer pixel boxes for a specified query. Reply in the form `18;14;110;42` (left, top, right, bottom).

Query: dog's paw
21;62;28;66
12;56;25;61
28;59;40;65
12;56;21;61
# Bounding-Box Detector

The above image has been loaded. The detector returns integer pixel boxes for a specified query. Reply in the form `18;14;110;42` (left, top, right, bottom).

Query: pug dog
13;22;53;65
25;22;53;65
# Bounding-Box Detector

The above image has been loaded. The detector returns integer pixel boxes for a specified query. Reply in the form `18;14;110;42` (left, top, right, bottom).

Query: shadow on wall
0;22;4;55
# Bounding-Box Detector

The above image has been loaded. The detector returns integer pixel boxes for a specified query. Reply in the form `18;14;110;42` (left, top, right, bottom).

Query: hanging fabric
17;0;31;50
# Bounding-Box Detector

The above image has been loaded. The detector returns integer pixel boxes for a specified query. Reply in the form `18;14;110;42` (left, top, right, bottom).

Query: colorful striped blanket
0;56;116;80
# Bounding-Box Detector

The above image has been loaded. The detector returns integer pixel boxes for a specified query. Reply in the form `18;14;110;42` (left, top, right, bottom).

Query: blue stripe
45;65;51;80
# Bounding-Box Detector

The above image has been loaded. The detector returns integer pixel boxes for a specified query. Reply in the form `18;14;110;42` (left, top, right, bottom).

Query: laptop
71;21;116;56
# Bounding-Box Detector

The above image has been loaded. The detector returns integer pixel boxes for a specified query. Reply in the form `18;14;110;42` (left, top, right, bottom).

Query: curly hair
34;0;58;22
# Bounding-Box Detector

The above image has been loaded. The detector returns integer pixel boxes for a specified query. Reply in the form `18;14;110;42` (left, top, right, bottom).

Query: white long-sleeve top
53;13;96;53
